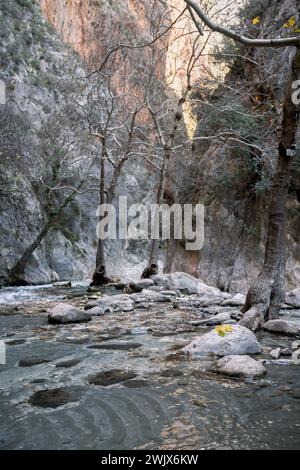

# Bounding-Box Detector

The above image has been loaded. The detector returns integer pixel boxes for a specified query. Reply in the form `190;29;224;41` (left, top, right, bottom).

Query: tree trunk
8;186;80;286
8;217;57;286
142;93;190;279
91;150;116;286
240;47;300;331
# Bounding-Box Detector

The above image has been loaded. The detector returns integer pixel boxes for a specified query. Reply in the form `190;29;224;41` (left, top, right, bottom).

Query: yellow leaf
252;16;261;25
284;16;296;28
215;325;234;337
294;27;300;33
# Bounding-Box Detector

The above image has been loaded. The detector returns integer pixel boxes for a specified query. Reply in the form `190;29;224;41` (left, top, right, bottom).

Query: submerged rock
263;320;299;336
183;325;261;357
55;359;81;368
214;355;266;379
88;369;137;386
19;358;51;367
29;387;82;408
48;303;92;324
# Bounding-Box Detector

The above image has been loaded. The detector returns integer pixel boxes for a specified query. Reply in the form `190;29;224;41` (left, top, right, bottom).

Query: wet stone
88;369;137;386
5;339;26;346
18;358;51;367
55;359;81;368
123;379;149;388
29;387;82;408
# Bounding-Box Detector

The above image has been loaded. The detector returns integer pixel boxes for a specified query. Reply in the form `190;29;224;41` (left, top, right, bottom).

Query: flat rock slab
263;320;299;336
48;303;92;324
18;358;51;367
88;369;137;386
183;325;261;357
29;387;82;408
87;342;142;351
214;355;267;379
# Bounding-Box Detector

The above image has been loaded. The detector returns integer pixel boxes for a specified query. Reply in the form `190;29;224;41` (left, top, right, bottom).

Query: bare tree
7;108;95;286
184;0;300;329
80;57;146;286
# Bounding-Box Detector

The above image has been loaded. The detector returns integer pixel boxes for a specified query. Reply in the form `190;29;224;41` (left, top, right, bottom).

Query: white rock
48;303;91;324
214;355;266;378
270;348;281;360
183;325;261;357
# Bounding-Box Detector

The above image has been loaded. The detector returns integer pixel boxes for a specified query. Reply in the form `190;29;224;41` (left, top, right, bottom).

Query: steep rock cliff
166;0;300;293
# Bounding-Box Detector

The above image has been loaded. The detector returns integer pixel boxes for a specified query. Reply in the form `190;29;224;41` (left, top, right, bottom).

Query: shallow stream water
0;284;300;450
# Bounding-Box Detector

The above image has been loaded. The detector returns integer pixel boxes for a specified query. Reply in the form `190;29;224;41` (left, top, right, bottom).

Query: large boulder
183;325;261;357
263;319;299;336
151;272;222;297
48;303;92;324
214;355;266;379
285;288;300;308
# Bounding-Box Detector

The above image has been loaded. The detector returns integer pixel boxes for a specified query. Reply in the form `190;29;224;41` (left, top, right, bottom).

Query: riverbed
0;284;300;450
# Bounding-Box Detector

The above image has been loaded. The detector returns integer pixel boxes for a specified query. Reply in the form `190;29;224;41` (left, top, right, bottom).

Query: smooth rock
214;355;266;379
263;320;299;336
86;306;106;316
48;303;91;324
183;325;261;357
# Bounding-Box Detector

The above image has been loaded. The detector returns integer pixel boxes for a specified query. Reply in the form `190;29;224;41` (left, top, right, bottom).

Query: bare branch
185;0;300;48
